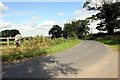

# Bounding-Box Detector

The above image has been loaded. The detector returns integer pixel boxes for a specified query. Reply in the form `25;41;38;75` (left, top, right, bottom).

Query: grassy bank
95;35;120;51
2;38;80;62
46;39;80;54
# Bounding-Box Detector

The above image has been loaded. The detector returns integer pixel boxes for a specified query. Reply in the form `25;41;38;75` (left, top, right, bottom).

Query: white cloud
88;20;100;33
32;16;40;21
0;2;9;14
35;20;57;36
58;12;64;16
29;16;40;25
74;8;101;33
74;8;99;20
0;20;12;29
0;19;58;37
12;10;38;16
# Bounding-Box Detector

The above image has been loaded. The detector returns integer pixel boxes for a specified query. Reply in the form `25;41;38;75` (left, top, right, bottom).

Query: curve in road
2;40;118;78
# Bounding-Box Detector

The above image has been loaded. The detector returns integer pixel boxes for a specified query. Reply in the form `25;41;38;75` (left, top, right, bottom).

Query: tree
63;22;77;39
83;0;120;34
0;29;20;37
63;20;90;39
96;2;120;34
49;25;62;39
10;29;20;37
76;20;90;38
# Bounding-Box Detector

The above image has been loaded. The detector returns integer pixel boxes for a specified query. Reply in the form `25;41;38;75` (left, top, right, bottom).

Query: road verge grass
46;39;80;54
2;39;80;62
95;35;120;51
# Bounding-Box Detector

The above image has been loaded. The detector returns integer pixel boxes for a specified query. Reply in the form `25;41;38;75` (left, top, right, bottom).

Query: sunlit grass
2;37;80;62
46;39;80;54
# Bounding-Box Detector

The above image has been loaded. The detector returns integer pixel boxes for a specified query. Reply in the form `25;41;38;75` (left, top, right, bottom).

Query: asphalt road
2;40;118;78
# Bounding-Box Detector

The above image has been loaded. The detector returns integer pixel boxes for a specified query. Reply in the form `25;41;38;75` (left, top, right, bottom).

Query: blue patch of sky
3;2;84;24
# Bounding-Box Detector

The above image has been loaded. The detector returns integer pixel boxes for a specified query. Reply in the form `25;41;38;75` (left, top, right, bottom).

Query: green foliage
83;0;120;34
96;2;120;34
49;25;62;39
0;29;20;37
63;20;90;39
45;39;80;54
96;35;120;45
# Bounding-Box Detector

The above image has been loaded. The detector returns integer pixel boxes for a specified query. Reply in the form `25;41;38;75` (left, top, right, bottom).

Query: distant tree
10;29;20;37
63;20;90;39
49;25;62;39
0;29;20;37
76;20;90;38
63;22;77;39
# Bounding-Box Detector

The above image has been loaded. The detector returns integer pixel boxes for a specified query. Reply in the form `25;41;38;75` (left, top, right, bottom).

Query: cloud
11;10;38;16
0;2;9;14
88;20;100;33
58;12;64;16
74;8;100;33
74;8;99;20
0;20;12;29
31;16;40;24
32;16;40;21
0;2;9;19
18;20;57;36
0;19;57;37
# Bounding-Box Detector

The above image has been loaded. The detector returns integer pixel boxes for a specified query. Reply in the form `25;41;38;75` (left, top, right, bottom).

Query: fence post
43;36;45;43
7;37;9;46
23;38;26;42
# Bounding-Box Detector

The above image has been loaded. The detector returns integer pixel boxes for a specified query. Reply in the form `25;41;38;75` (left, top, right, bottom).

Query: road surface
2;40;118;78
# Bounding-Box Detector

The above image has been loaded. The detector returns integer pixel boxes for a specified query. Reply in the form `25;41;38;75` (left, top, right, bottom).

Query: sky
0;1;100;37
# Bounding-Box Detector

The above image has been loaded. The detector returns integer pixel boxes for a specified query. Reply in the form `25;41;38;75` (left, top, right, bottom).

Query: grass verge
2;39;80;62
95;36;120;51
45;39;80;54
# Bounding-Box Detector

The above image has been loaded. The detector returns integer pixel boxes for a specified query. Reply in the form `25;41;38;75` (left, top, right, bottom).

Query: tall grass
2;36;79;62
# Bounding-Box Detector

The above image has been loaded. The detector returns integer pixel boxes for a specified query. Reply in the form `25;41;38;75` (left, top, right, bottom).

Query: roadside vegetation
83;32;120;51
2;36;80;62
95;35;120;51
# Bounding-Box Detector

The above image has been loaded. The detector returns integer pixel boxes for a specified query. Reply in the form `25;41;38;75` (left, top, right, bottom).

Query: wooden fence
0;37;45;47
0;37;15;46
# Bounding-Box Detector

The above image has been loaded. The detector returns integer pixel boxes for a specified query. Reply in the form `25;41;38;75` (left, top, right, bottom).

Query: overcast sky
0;1;100;37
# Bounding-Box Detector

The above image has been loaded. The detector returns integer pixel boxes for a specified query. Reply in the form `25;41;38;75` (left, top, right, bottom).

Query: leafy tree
83;0;120;34
76;20;90;38
63;20;90;39
96;2;120;34
0;29;20;37
63;22;77;39
49;25;62;39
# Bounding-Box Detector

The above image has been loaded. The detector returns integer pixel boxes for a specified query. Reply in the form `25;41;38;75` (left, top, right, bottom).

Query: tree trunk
107;28;114;34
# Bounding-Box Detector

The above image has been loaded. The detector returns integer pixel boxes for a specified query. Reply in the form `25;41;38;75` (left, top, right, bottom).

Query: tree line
49;20;90;39
1;1;120;38
49;1;120;39
0;29;20;37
